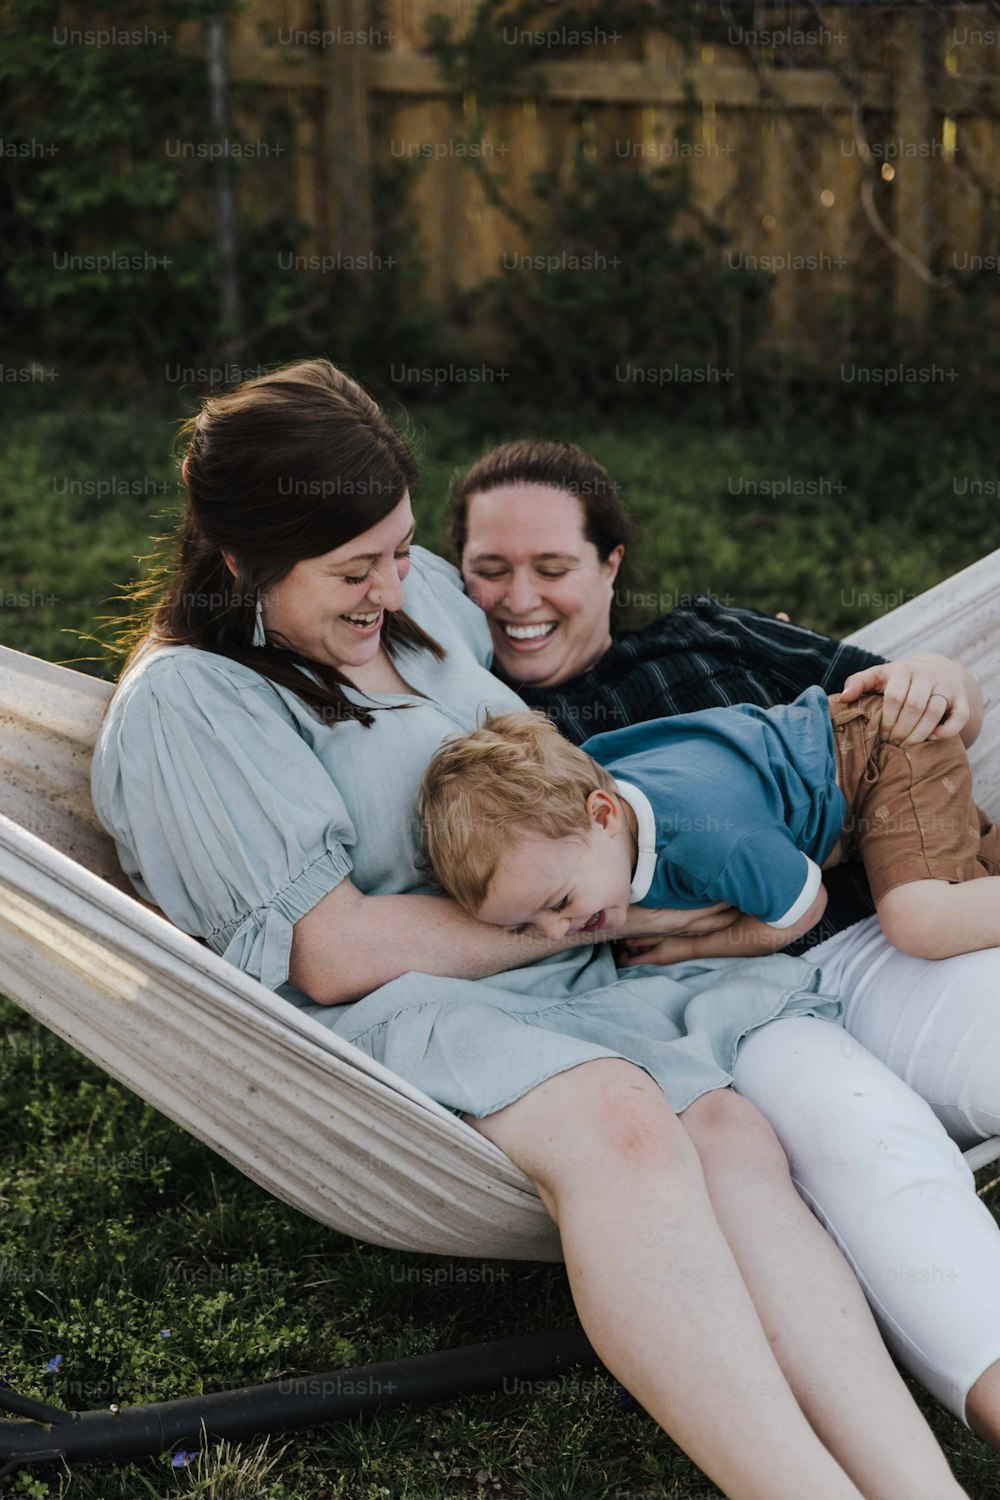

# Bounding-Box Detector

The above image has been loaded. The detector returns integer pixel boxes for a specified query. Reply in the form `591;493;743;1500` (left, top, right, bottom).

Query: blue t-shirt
581;684;847;928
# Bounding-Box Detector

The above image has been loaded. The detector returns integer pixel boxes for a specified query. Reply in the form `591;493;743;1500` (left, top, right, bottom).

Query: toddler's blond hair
418;710;617;911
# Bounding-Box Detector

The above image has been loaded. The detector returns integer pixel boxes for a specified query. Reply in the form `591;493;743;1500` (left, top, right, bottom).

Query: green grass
2;393;999;672
2;394;1000;1497
0;998;702;1500
1;994;1000;1499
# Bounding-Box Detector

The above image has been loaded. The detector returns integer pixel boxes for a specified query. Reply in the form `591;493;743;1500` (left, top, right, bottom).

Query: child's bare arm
615;900;742;941
617;887;828;967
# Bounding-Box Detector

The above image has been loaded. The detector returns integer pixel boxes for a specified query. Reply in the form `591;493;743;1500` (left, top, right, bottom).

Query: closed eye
510;894;569;934
343;548;411;588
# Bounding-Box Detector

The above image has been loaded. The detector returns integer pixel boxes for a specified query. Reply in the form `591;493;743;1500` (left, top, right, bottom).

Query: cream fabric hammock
1;554;999;1267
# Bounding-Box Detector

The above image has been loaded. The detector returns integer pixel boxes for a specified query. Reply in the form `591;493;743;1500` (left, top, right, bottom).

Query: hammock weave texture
1;555;999;1259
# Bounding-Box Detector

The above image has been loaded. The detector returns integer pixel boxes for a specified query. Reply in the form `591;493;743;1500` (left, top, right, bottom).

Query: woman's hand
839;651;983;748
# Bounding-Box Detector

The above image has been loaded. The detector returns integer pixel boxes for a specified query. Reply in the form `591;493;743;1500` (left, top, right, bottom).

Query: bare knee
465;1059;696;1210
682;1088;790;1180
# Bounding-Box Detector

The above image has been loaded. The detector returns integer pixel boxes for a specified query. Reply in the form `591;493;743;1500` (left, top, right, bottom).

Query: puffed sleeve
91;651;355;992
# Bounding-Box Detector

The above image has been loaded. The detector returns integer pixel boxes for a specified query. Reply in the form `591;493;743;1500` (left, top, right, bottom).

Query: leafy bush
1;1;218;372
425;0;767;411
470;147;767;411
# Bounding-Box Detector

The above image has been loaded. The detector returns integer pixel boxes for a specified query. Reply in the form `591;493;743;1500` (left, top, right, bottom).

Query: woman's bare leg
466;1058;866;1500
683;1087;967;1500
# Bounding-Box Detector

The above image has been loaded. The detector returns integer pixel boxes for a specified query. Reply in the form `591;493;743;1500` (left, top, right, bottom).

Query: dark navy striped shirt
514;595;886;952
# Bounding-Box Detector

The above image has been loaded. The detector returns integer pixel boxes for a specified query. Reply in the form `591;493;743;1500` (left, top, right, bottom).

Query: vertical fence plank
207;5;241;349
324;0;372;256
291;96;319;258
892;7;935;338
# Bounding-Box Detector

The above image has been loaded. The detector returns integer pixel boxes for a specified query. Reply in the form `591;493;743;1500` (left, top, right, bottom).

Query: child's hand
612;907;741;966
618;892;827;966
614;902;740;940
615;934;703;967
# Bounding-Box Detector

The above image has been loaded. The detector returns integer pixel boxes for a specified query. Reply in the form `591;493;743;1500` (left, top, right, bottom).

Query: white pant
733;990;1000;1421
815;915;1000;1144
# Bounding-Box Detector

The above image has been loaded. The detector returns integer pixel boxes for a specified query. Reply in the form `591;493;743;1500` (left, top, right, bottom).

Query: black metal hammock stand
0;1325;601;1476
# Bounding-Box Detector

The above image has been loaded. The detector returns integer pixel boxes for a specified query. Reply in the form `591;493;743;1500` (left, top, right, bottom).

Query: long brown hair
116;360;443;727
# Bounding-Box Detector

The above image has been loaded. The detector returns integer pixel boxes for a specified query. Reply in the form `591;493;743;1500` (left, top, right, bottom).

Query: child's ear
586;788;620;832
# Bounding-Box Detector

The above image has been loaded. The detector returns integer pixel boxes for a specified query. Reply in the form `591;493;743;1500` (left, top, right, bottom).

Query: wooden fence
179;2;1000;359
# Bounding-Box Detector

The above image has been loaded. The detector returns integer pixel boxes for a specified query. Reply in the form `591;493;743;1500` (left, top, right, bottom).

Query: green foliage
420;0;1000;422
6;0;1000;421
0;400;181;671
1;0;212;370
277;155;472;404
426;0;702;98
2;393;999;675
476;147;766;410
0;0;465;401
424;0;768;410
0;0;315;385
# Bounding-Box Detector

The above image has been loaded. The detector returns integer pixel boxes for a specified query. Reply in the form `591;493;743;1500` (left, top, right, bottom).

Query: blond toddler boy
418;685;1000;962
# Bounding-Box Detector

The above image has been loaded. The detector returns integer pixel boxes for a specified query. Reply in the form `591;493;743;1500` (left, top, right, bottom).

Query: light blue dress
91;547;840;1118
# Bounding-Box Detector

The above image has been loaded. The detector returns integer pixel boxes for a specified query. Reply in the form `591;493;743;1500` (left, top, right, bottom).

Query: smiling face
255;494;415;671
475;790;636;941
461;484;624;688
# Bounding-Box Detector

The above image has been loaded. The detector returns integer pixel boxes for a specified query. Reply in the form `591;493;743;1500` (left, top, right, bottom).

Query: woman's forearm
290;878;590;1005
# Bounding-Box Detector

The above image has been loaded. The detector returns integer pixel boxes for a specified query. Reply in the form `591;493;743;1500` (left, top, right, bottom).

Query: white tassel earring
252;594;266;648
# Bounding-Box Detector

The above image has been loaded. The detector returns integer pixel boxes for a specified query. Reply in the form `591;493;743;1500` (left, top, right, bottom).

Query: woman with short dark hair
452;435;1000;1446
